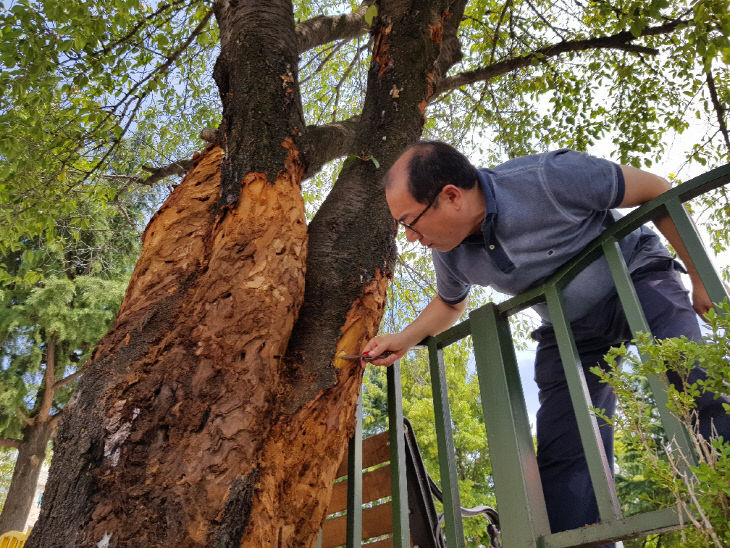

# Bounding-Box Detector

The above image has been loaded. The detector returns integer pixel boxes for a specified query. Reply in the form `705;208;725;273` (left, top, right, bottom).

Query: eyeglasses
397;191;439;237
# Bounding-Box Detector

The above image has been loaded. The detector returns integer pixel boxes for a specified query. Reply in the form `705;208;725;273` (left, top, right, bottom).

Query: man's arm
361;296;467;366
620;165;713;317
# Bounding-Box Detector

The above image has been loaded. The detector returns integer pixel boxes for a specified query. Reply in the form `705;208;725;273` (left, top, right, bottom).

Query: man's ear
440;184;462;208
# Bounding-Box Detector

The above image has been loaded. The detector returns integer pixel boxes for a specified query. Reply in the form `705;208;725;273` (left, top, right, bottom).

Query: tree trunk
28;1;463;546
0;421;52;533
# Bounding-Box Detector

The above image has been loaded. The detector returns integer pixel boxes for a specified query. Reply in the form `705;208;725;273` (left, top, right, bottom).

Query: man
362;141;730;539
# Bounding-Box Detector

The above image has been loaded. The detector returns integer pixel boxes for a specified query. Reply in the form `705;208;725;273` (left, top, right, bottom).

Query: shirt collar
462;169;498;245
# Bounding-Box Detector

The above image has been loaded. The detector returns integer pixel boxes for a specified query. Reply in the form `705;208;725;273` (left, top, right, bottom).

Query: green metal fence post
470;303;551;546
346;391;363;548
427;338;466;548
665;199;729;309
544;284;622;522
387;360;410;548
602;239;698;466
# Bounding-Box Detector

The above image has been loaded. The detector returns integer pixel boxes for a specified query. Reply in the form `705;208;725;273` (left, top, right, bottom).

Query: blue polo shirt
433;149;672;322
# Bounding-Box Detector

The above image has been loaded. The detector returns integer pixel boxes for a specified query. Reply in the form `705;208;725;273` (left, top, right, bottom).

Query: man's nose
405;228;420;243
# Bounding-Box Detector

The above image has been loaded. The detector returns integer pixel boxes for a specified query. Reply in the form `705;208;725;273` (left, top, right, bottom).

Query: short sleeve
432;250;470;305
542;150;625;216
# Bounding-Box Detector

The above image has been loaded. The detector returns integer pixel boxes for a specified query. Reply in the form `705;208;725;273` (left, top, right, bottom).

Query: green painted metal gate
329;163;730;547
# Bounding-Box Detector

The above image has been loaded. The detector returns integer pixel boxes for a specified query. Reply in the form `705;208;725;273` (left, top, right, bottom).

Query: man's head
383;141;484;251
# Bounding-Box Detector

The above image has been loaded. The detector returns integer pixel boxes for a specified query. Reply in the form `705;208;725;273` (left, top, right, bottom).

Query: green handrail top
429;161;730;350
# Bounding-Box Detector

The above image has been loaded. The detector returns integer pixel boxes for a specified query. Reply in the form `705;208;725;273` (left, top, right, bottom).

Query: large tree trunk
0;421;52;532
28;0;463;546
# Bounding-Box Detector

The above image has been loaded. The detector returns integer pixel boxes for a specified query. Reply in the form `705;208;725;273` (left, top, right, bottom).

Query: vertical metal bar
602;239;698;466
544;284;622;522
665;199;729;309
470;304;550;546
387;360;410;548
346;390;363;548
427;338;466;548
316;529;323;548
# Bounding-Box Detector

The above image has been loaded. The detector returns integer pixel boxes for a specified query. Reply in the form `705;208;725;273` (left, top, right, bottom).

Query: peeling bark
29;145;308;546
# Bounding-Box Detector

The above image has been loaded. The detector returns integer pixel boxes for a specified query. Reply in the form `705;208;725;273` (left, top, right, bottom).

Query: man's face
385;160;465;252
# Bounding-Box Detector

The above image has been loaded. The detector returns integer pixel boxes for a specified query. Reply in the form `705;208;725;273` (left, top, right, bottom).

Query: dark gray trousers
531;260;730;544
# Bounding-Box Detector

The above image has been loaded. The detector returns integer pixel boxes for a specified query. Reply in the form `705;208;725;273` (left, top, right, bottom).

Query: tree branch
299;117;362;179
706;69;730;154
54;369;85;390
295;0;375;53
433;0;470;78
433;21;682;97
140;158;195;185
0;437;22;450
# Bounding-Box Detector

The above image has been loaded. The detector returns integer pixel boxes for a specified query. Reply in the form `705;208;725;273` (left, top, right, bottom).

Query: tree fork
213;0;305;206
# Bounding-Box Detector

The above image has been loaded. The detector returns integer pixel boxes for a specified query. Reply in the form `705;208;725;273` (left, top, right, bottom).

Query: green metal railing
330;163;730;547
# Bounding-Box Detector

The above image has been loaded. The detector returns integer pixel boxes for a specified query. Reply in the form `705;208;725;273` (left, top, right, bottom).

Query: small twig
54;368;85;390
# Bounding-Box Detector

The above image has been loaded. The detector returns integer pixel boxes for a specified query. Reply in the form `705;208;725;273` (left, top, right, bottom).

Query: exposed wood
238;272;389;545
28;143;309;546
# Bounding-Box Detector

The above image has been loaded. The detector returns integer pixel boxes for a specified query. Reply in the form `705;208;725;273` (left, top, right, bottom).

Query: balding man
363;141;729;542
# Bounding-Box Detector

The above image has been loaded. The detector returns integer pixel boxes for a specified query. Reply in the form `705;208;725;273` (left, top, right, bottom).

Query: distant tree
0;185;148;531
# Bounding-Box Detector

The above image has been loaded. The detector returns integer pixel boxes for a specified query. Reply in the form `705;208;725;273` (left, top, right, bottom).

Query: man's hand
692;282;713;319
361;296;466;367
361;333;411;366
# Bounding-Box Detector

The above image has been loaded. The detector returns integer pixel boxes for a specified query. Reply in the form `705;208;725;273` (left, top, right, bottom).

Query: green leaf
364;5;378;26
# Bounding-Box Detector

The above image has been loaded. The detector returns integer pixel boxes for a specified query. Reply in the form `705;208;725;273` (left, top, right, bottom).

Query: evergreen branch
299;116;361;179
0;437;21;450
54;369;85;390
295;0;376;53
15;406;32;426
433;21;683;96
706;69;730;154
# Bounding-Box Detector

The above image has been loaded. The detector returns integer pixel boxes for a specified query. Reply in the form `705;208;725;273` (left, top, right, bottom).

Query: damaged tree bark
28;0;463;545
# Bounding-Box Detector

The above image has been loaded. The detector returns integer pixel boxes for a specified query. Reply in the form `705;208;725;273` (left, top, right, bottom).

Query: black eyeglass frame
397;190;440;237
